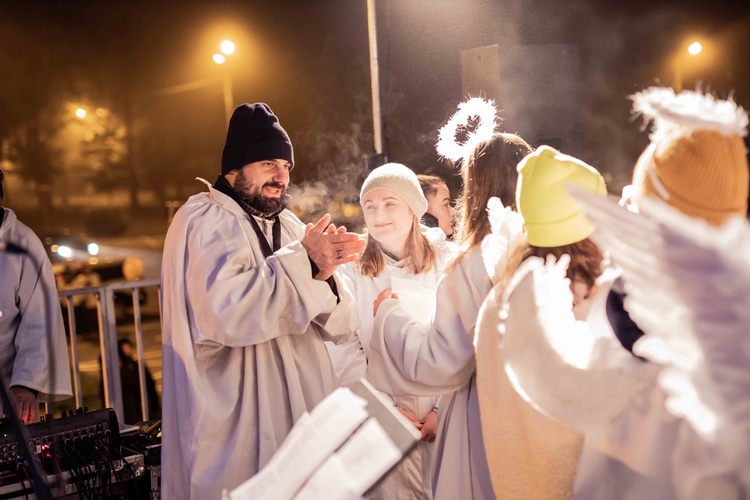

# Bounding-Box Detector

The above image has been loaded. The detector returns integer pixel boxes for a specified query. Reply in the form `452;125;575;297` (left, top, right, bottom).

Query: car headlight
87;243;100;256
57;245;73;259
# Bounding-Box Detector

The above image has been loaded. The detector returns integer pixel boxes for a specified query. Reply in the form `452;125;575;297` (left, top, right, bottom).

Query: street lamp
674;40;704;92
75;108;87;119
213;39;235;123
220;40;235;56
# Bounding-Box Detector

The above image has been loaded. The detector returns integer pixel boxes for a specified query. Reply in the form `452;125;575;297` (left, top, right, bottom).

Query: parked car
46;230;146;327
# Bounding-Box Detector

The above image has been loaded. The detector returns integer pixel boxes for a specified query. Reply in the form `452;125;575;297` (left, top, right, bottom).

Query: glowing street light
673;39;706;92
212;40;235;123
220;40;235;55
688;41;703;56
75;108;87;119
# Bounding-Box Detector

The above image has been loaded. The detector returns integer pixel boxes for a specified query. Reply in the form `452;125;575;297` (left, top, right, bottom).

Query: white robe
367;244;495;500
572;296;681;500
160;182;356;499
0;208;72;414
326;230;451;499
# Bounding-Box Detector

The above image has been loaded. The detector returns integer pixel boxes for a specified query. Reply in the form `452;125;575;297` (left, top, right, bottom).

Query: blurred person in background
117;338;160;424
0;169;72;424
418;174;455;239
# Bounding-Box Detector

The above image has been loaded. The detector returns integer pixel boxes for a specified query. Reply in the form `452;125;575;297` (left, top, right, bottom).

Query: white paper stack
226;379;420;500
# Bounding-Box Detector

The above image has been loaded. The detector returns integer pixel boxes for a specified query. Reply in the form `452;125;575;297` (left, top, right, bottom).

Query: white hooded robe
327;229;451;499
367;245;495;500
160;182;356;499
0;208;72;414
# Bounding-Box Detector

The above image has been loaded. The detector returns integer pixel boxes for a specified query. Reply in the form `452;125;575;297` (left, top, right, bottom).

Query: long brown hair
502;238;604;290
356;213;437;278
446;133;533;271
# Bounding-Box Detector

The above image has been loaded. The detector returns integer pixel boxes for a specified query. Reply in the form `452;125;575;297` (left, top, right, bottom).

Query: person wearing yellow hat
504;145;608;320
470;146;609;500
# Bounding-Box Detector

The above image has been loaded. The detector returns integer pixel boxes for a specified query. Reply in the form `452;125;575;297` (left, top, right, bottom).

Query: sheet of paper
389;275;436;325
295;418;402;500
228;388;369;500
294;455;362;500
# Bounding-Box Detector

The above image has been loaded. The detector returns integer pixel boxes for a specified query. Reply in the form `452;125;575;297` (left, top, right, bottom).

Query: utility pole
367;0;385;161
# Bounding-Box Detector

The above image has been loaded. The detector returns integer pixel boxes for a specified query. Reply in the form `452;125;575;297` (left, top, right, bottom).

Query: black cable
78;440;96;500
110;441;141;500
95;436;113;498
69;438;92;500
81;437;102;498
16;465;29;500
61;443;85;499
87;435;110;498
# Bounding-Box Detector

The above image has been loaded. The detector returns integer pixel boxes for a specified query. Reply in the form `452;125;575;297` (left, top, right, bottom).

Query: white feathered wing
570;186;750;496
480;196;524;283
498;255;657;436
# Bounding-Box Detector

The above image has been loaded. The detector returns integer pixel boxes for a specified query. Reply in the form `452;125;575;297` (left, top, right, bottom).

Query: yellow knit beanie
631;87;749;227
516;146;607;248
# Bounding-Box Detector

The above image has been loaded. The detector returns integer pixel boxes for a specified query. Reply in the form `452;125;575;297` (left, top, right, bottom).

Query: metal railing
57;279;161;425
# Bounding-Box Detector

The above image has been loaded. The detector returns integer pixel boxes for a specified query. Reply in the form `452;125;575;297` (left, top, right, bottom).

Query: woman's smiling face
362;189;414;254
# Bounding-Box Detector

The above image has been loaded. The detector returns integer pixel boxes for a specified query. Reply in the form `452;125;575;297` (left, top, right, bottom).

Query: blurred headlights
57;246;73;259
87;243;100;256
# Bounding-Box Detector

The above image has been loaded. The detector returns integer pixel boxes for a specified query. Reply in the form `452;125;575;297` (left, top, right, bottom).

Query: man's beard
234;170;288;216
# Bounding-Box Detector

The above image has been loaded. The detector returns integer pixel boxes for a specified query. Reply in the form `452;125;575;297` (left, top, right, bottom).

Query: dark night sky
1;0;749;201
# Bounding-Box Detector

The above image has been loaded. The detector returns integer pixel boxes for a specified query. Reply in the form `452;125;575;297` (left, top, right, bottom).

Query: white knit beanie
360;163;428;218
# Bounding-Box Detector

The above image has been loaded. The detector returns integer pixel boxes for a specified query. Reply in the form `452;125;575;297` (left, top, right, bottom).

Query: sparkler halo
436;97;498;163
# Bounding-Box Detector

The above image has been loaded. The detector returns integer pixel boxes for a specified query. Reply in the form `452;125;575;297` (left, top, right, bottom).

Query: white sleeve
366;255;487;397
11;235;72;401
185;210;341;347
325;334;367;387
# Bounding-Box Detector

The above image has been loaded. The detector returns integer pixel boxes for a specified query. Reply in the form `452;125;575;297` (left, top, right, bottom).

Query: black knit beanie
221;103;294;174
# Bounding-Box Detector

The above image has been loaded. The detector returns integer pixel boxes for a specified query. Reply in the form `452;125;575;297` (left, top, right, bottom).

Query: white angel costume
367;243;495;500
327;227;452;500
475;215;585;500
496;190;750;500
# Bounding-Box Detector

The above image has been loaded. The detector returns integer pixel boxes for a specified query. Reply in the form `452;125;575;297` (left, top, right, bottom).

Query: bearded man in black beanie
160;103;365;499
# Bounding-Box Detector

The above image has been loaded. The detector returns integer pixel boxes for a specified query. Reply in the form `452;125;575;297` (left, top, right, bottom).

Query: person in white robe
160;103;365;500
367;131;534;500
494;88;750;500
475;146;609;499
569;87;750;500
327;163;453;499
0;170;72;424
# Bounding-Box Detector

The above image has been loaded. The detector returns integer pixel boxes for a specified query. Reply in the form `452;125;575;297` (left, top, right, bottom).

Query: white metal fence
57;279;161;425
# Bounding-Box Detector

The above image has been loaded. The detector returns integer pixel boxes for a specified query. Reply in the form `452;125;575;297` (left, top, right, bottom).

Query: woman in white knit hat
326;162;452;500
366;132;534;500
